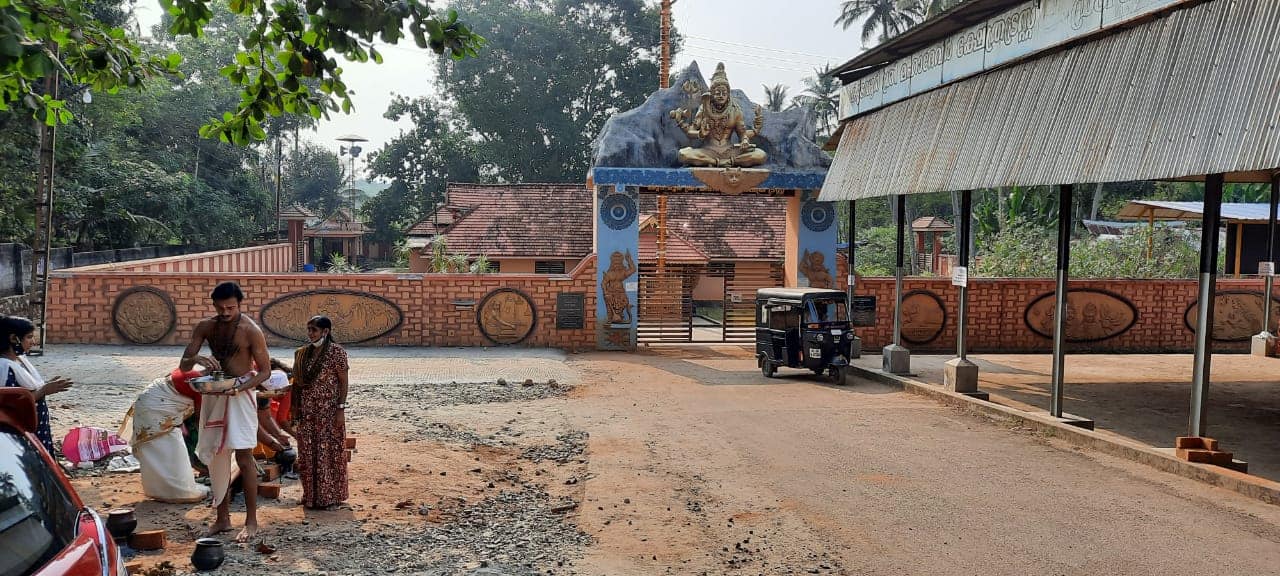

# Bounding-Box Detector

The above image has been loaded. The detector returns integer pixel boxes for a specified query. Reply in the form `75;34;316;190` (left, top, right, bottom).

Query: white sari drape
119;376;208;503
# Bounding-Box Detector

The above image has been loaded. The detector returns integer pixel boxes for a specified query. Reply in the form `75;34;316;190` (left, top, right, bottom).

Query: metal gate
637;263;693;342
722;261;784;342
638;262;782;343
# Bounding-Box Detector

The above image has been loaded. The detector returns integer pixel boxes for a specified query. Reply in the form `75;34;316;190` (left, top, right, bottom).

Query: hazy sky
133;1;864;176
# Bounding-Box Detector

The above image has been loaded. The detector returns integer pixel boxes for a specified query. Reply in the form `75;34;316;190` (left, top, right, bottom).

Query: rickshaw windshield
806;299;847;323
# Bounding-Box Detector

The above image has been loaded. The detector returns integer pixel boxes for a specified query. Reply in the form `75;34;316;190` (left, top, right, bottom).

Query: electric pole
660;0;674;89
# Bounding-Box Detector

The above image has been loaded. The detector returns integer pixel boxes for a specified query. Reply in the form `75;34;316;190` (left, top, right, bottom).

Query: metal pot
274;447;297;471
191;538;226;571
105;508;136;543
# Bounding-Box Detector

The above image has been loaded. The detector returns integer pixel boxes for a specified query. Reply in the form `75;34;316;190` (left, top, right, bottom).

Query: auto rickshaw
755;288;852;384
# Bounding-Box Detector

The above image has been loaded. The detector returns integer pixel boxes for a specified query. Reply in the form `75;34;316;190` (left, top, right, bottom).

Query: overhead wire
682;40;832;69
681;34;846;62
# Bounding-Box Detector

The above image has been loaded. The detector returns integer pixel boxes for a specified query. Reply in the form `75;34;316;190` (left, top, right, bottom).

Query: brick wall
64;244;292;274
46;256;597;350
46;242;1267;354
834;253;1266;354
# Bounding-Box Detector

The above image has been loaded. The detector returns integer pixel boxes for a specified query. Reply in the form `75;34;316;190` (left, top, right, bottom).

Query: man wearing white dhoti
119;367;212;503
180;281;272;543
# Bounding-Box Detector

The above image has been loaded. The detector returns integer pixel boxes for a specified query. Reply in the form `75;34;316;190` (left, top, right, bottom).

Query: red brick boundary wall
65;244;292;274
836;272;1269;354
47;255;597;349
46;242;1267;353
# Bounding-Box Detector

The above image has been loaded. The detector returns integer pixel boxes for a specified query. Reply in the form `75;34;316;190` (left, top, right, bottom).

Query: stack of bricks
1175;436;1246;472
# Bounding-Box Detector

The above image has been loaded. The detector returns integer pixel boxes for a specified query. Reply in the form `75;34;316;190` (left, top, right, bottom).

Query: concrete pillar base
1250;333;1275;357
943;357;980;394
1050;413;1095;430
882;344;911;375
849;336;862;359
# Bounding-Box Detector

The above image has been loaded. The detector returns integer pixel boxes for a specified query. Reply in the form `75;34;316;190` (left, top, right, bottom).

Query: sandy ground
27;345;1280;575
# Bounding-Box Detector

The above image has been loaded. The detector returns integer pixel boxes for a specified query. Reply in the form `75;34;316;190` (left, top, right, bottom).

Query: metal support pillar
1050;184;1073;418
847;199;861;358
1253;173;1280;356
883;194;910;374
1189;174;1224;437
945;190;980;394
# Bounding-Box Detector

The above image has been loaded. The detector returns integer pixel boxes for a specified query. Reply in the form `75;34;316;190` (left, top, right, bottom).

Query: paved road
559;347;1280;575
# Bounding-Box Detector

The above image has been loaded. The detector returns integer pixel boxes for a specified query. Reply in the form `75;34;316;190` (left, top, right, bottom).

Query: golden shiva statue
669;63;767;168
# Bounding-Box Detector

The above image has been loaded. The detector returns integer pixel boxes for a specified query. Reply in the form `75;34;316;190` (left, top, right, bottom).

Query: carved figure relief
900;290;946;344
260;290;402;343
798;250;833;289
477;289;537;345
112;287;176;344
1025;289;1137;342
1183;291;1280;342
690;167;770;195
603;250;636;325
668;63;767;168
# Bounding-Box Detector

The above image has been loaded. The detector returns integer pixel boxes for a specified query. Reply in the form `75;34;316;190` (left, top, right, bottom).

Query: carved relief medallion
801;201;835;232
112;287;176;344
260;290;402;343
900;290;946;344
601;194;638;230
477;288;537;345
1025;289;1138;342
1183;291;1280;342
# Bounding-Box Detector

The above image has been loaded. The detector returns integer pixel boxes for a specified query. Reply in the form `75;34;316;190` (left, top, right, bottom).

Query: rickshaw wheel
761;360;776;378
830;365;848;385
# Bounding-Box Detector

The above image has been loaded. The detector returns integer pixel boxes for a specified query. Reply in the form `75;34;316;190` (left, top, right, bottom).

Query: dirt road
41;345;1280;575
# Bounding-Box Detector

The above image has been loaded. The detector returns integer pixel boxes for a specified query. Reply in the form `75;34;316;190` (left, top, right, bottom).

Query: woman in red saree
290;315;349;510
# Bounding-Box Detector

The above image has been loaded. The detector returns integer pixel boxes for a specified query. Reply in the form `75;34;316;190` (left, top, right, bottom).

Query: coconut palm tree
763;84;790;112
834;0;923;44
792;65;841;138
899;0;960;19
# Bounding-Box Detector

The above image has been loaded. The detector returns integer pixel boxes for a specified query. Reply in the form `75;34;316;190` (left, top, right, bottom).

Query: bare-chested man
180;281;271;542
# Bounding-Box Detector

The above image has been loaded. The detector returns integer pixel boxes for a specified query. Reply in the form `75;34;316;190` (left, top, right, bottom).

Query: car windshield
806;299;848;323
0;424;79;576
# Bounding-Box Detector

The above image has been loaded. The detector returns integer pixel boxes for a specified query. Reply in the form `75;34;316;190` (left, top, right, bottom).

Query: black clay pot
191;538;226;571
105;509;136;543
274;447;297;472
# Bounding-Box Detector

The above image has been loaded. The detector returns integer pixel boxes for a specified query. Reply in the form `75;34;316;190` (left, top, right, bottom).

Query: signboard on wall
840;0;1190;121
1102;0;1183;26
556;292;585;329
850;295;877;327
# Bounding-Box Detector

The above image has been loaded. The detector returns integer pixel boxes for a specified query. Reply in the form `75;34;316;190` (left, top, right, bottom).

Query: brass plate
260;290;402;343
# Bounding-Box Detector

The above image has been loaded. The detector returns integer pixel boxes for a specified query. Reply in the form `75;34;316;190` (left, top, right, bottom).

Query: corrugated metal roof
821;0;1280;202
1117;201;1277;224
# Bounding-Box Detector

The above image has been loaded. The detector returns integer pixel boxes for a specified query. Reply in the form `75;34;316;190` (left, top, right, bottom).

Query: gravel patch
520;431;589;464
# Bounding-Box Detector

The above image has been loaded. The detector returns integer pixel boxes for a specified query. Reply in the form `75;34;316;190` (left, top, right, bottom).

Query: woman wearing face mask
0;315;72;454
289;315;349;510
